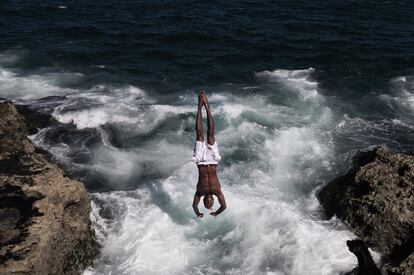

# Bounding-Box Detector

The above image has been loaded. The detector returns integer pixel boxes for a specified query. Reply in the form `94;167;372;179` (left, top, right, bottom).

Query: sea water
0;1;413;274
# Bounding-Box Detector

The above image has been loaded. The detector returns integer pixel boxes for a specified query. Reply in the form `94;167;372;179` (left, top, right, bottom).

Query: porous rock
0;101;99;275
318;146;414;274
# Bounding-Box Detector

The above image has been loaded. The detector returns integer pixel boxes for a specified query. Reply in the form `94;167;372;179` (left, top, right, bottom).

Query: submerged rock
0;101;99;274
318;146;414;274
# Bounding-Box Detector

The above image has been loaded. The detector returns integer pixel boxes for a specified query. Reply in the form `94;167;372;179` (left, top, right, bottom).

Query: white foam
379;74;414;113
52;85;156;129
30;128;72;163
54;108;137;129
391;118;414;130
85;159;357;275
0;67;79;100
264;126;332;192
84;188;204;275
85;139;191;190
256;68;320;100
54;102;195;131
82;84;359;274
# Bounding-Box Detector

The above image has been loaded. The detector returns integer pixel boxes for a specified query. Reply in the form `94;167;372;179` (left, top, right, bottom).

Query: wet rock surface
318;146;414;274
0;101;99;274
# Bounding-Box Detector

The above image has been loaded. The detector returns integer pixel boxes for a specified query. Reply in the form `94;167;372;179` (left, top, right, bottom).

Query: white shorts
192;140;222;165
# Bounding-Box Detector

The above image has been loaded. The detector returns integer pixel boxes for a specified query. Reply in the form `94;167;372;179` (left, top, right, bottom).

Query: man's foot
198;90;206;106
202;92;209;108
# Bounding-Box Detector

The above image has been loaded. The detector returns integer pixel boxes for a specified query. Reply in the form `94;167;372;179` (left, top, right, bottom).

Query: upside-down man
192;91;227;218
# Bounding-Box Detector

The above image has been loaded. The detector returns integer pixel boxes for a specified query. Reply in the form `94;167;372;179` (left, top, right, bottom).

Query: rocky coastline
318;146;414;274
0;101;99;274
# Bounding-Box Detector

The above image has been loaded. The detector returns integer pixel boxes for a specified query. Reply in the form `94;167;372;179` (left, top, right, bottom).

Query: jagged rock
15;104;58;135
0;101;99;275
318;146;414;274
346;240;382;275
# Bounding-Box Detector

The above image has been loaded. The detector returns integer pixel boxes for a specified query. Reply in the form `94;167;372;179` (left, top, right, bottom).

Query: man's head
203;194;214;209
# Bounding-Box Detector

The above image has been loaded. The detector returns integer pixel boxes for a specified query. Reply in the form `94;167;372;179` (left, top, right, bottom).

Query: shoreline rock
0;101;99;274
318;146;414;274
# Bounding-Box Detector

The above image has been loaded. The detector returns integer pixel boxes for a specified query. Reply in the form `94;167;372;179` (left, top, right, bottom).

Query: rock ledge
0;101;99;275
318;146;414;274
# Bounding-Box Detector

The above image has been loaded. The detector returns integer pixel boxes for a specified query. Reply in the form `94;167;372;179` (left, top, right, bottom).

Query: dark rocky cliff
318;146;414;274
0;101;99;274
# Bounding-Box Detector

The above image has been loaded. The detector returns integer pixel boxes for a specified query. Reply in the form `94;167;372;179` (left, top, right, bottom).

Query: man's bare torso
196;165;222;196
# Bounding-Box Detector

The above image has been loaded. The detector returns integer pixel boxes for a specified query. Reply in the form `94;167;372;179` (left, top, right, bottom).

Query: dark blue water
1;1;414;274
1;1;414;89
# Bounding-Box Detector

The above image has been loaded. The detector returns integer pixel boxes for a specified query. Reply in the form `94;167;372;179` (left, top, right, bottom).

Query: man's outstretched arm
192;193;203;218
211;191;226;216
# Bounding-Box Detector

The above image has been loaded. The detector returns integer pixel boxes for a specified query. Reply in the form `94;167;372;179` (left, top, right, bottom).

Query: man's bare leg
194;91;206;218
203;93;215;145
196;91;205;141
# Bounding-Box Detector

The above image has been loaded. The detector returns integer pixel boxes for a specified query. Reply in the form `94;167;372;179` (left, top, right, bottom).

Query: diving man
192;91;226;218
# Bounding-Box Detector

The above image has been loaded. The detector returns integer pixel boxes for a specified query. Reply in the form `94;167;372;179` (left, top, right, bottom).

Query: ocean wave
333;114;412;153
50;85;154;129
256;67;319;101
0;67;80;100
379;75;414;114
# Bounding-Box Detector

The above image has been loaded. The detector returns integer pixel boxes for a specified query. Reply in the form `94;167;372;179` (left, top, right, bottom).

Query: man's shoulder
195;188;205;196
